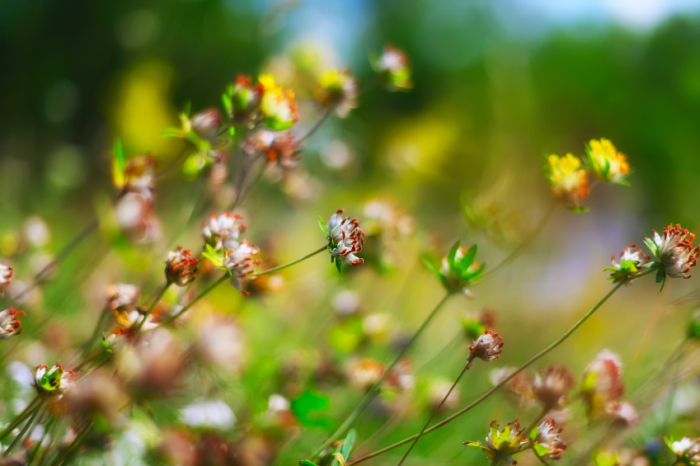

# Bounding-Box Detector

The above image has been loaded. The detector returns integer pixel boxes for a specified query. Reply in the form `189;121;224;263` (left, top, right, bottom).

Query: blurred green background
1;0;700;464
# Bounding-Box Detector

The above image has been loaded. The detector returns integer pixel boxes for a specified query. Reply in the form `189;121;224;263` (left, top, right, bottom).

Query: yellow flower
316;69;358;118
258;75;298;131
587;138;630;184
546;154;589;210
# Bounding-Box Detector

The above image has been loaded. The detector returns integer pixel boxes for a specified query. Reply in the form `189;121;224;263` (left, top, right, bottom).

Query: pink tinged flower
605;244;650;284
0;263;12;295
123;155;158;196
191;108;222;141
165;247;198;286
316;70;358;118
34;363;77;398
203;212;246;250
669;438;700;463
250;130;301;169
107;284;141;313
604;401;639;426
581;350;624;415
373;45;413;91
469;330;504;363
645;224;700;279
532;418;566;460
532;366;575;410
464;419;529;465
325;209;365;267
223;240;261;293
0;307;25;340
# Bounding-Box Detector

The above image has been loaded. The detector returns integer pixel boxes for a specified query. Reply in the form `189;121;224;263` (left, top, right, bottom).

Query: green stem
134;282;171;333
249;245;328;277
167;274;229;323
0;397;40;441
49;422;92;466
313;292;453;458
4;400;43;457
662;337;688;435
28;416;56;465
298;108;332;144
346;274;652;465
398;356;474;465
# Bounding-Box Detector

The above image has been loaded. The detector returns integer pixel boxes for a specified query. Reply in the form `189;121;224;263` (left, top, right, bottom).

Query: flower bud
165;247;198;286
0;263;13;296
316;69;358;118
605;244;649;284
226;75;263;127
373;46;413;92
469;330;504;363
324;209;365;268
424;241;485;296
202;212;246;251
464;419;528;465
531;418;566;460
586;138;630;185
191;108;222;141
531;366;574;410
34;363;77;398
545;154;589;210
581;350;624;415
0;307;25;340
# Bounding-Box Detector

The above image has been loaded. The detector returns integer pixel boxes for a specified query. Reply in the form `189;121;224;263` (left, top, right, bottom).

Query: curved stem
155;143;191;180
297;109;332;144
249;245;328;277
474;201;557;284
134;282;171;334
4;400;43;457
167;274;229;323
346;274;652;465
313;292;453;458
0;397;40;441
398;356;474;465
49;422;92;466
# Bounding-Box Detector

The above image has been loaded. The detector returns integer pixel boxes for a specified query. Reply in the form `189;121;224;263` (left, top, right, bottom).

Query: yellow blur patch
112;61;177;157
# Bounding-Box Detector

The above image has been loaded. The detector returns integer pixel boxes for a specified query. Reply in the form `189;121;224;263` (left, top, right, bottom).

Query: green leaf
447;240;461;271
290;390;331;429
111;139;127;188
300;461;319;466
655;268;664;283
202;244;225;268
330;430;356;466
456;244;478;273
643;237;657;256
318;215;327;236
335;258;342;274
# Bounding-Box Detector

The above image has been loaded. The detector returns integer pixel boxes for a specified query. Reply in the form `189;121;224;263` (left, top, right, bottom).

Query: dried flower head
532;366;574;410
35;363;77;398
464;419;529;465
645;224;700;280
0;307;25;340
469;330;504;363
531;418;566;460
165;247;198;286
424;241;485;296
373;45;413;92
316;69;358;117
323;209;366;269
0;263;13;295
202;212;246;251
545;154;589;210
223;240;261;293
605;244;650;284
604;401;639;426
581;350;624;415
107;283;140;313
225;74;264;127
587;138;630;185
251;130;301;169
667;438;700;464
259;75;299;131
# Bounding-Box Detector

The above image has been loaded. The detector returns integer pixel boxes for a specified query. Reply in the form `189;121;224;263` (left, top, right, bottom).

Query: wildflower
316;69;358;118
225;75;264;127
604;401;639;426
115;191;161;242
223;240;261;293
250;130;301;169
191;108;222;141
347;358;385;391
35;363;77;397
123;155;158;196
604;244;650;284
373;45;413;92
107;283;140;313
424;241;485;296
464;419;529;465
165;247;198;286
545;154;589;210
581;350;624;415
259;75;299;131
667;438;700;464
202;212;246;250
531;366;574;411
469;330;504;363
531;418;566;460
323;209;366;269
644;224;700;280
586;138;630;185
0;263;13;295
0;307;25;340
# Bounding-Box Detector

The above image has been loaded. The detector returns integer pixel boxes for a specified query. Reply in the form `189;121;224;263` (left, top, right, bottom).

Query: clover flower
0;263;12;296
123;155;158;197
259;75;299;131
250;130;301;169
316;69;358;118
464;419;529;465
323;209;365;268
373;45;413;92
424;241;485;296
225;75;264;127
0;307;25;340
347;358;385;391
469;330;504;363
605;244;650;284
165;247;198;286
545;154;589;210
532;366;574;410
586;138;630;185
604;401;639;426
531;418;566;460
107;283;141;313
35;363;77;398
223;240;261;293
203;212;246;251
644;224;699;280
667;438;700;464
581;350;624;415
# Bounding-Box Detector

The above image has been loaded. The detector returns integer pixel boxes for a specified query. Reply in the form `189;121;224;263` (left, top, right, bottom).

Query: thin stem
474;201;557;284
662;337;688;435
134;283;171;333
167;274;228;323
297;109;332;144
49;422;92;466
398;356;474;465
313;292;453;458
0;397;40;441
4;400;43;457
347;274;652;465
249;245;328;277
155;143;191;180
29;416;56;465
236;157;268;207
